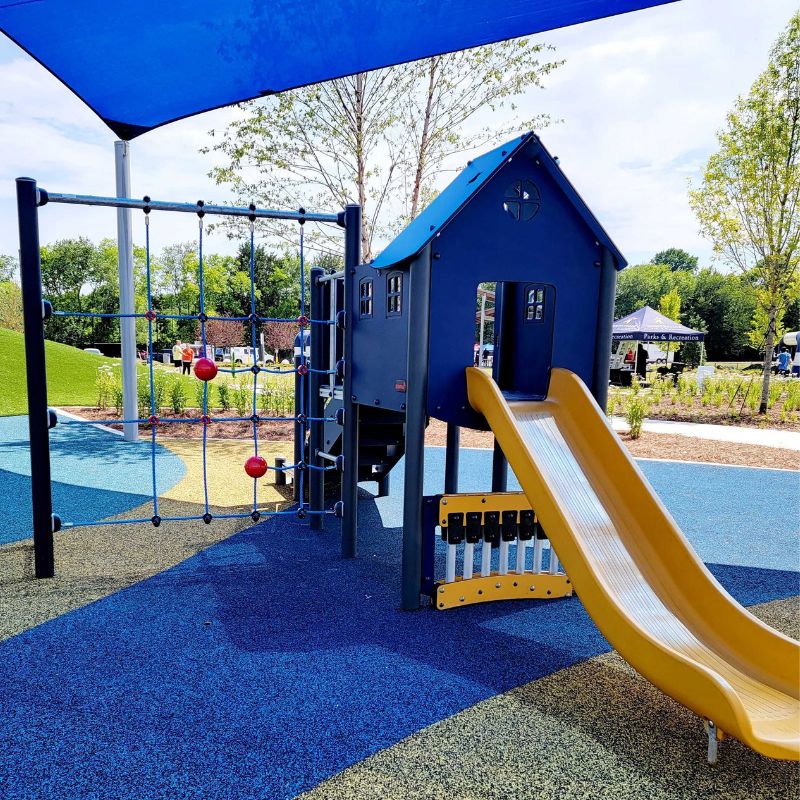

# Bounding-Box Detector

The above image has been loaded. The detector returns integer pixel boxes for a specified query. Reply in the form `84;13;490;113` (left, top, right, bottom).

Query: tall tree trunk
353;73;369;261
759;302;777;414
410;59;438;220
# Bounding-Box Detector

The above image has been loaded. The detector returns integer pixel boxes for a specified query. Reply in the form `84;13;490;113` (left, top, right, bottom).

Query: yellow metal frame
434;572;572;610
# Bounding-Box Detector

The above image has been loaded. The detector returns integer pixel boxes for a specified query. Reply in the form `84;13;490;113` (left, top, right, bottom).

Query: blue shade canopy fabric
612;306;705;342
0;0;675;139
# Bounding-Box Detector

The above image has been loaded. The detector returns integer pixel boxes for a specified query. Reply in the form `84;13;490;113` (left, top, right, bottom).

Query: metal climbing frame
16;177;362;578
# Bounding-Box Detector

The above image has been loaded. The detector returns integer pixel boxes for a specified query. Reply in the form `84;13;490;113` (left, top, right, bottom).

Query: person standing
181;343;194;375
777;347;791;376
172;340;183;368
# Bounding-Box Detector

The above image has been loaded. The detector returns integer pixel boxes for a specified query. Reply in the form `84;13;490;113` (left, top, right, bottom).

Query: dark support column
309;267;325;530
341;204;361;558
491;282;508;492
376;474;390;498
401;244;432;610
17;178;55;578
444;423;460;494
592;246;618;411
293;340;302;502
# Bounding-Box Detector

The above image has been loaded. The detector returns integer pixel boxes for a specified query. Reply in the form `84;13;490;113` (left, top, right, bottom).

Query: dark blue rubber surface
0;415;185;544
0;451;797;800
0;467;152;545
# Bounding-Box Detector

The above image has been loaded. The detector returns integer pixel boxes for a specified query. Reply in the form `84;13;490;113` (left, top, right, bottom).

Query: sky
0;0;796;270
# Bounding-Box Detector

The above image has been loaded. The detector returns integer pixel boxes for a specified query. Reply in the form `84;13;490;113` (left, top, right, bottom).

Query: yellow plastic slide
466;367;799;761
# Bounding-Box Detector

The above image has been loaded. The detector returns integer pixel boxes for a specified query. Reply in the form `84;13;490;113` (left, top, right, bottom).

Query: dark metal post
444;423;459;494
401;244;432;610
491;282;508;492
592;246;618;411
340;204;361;558
309;267;325;529
376;474;390;498
293;335;302;502
17;178;55;578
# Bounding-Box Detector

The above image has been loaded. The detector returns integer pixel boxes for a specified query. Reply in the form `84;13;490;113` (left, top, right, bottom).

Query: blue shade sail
0;1;675;139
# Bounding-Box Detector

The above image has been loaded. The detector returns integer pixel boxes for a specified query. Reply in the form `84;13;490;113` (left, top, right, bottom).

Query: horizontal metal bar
43;192;340;224
317;270;345;283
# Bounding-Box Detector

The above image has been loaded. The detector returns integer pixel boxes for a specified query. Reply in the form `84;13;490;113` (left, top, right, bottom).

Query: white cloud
0;0;797;269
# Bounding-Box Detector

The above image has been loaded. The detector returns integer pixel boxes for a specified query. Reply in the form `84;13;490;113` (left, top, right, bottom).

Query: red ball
244;455;268;479
194;357;218;381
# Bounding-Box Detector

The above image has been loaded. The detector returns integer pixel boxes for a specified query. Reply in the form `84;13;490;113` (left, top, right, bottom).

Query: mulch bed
63;408;799;471
63;407;295;441
425;418;799;472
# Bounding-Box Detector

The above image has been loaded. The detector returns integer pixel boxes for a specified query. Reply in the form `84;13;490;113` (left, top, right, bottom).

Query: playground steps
318;397;407;484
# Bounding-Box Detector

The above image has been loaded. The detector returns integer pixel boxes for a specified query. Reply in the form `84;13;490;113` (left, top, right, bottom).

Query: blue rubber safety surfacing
0;452;797;800
0;415;185;544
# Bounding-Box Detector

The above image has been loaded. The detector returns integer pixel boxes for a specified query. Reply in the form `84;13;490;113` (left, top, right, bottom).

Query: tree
652;248;699;273
206;41;562;261
0;254;17;283
658;287;682;358
197;316;245;349
261;321;298;362
0;281;23;332
690;13;800;412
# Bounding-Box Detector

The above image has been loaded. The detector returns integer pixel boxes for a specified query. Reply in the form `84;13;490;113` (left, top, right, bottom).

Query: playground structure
16;131;799;764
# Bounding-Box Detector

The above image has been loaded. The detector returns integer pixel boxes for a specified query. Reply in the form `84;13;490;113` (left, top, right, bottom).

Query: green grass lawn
0;328;130;416
0;328;296;417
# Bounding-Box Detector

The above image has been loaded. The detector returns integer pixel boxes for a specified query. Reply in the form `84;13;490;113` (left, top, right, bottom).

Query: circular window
503;179;541;222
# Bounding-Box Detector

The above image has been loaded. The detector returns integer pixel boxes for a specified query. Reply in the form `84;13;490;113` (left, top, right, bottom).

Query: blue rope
197;213;210;516
249;220;259;513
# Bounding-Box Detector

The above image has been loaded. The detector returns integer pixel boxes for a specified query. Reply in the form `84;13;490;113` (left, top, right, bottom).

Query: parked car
83;347;103;356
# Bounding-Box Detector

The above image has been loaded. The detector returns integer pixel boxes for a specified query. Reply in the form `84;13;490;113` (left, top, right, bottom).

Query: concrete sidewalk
610;416;800;451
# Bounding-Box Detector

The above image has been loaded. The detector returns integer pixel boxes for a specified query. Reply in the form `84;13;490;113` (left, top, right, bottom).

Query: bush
217;382;231;411
95;365;115;409
169;378;187;415
111;370;124;413
194;379;206;411
137;379;151;418
153;370;168;412
233;379;251;417
625;394;649;440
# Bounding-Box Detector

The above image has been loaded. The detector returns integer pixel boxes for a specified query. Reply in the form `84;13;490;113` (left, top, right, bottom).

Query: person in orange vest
181;343;195;375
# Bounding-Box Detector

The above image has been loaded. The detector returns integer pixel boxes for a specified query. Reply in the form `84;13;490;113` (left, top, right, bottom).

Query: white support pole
479;291;486;365
445;544;457;584
481;542;492;577
463;542;474;580
515;539;526;574
115;141;138;442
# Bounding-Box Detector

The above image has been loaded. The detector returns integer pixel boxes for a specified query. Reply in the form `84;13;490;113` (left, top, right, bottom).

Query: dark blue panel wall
427;142;602;429
351;263;410;412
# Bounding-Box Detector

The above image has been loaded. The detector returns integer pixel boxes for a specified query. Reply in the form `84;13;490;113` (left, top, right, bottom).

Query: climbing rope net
48;194;342;530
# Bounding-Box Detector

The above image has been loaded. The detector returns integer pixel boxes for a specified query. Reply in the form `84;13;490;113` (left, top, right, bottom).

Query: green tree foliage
658;287;681;356
0;281;23;332
205;41;562;260
690;12;800;411
652;247;699;273
0;254;17;282
614;261;760;362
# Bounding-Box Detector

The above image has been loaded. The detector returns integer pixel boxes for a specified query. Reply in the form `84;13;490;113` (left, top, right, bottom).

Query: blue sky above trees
0;0;797;268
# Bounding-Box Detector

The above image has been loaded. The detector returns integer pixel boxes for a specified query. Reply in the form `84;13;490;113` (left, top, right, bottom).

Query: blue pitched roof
0;1;676;140
372;132;627;269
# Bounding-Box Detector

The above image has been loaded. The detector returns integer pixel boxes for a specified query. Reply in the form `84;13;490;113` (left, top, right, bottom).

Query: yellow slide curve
466;367;799;761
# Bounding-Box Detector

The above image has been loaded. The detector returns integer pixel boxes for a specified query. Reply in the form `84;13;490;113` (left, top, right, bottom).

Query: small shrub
137;380;151;418
194;379;206;411
233;379;251;417
95;365;115;409
169;378;187;415
625;394;649;440
111;370;124;413
606;395;616;417
153;370;168;412
630;376;642;396
217;382;231;411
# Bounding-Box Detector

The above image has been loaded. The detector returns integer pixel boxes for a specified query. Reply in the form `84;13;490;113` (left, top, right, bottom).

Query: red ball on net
194;357;218;381
244;455;268;479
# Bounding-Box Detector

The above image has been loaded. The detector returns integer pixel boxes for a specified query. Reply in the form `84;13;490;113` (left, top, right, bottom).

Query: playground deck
0;434;797;799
